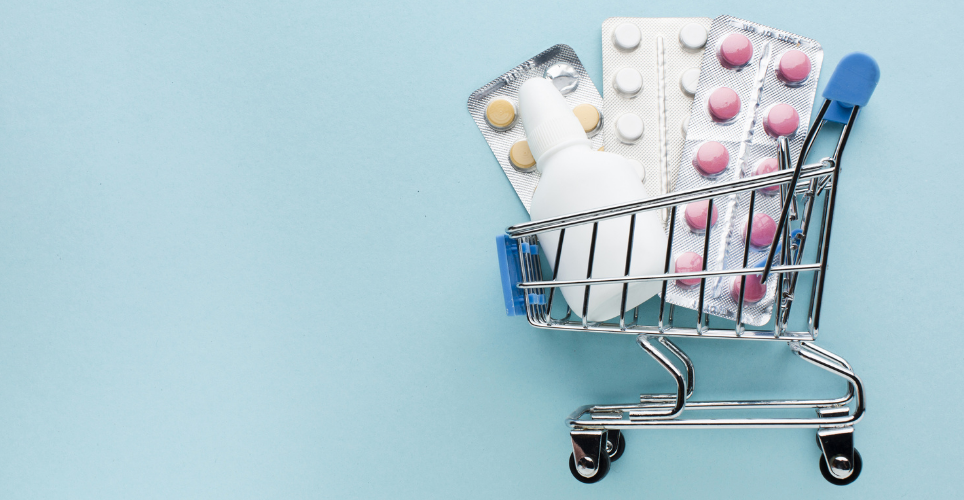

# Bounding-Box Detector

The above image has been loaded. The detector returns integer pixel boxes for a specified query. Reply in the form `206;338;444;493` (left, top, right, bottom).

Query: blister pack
601;17;712;206
664;15;824;326
468;44;605;213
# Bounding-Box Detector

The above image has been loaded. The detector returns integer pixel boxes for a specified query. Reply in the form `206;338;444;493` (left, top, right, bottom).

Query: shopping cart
496;54;879;485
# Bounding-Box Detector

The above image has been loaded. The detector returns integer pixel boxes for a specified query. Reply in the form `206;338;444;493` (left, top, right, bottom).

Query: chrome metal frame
506;100;866;482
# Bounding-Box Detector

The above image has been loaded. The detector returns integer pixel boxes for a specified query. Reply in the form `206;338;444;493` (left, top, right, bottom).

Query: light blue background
0;0;959;498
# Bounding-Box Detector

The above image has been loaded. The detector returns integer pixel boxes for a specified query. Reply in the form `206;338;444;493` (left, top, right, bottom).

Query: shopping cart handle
821;52;880;124
496;235;527;316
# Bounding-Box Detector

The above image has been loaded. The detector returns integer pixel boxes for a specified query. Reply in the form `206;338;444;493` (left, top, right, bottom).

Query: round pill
743;213;777;249
615;113;644;144
545;63;579;94
719;33;753;68
753;158;781;194
509;140;536;170
572;103;601;133
598;146;604;152
679;23;708;50
764;103;800;137
680;68;700;96
675;252;704;288
683;200;719;233
485;99;515;129
612;23;641;51
681;115;690;134
613;67;643;97
707;87;740;122
777;50;812;83
731;274;767;304
692;141;729;177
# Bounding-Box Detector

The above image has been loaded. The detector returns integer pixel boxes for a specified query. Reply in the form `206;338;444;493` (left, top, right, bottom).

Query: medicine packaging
601;17;712;208
662;15;824;326
468;45;605;212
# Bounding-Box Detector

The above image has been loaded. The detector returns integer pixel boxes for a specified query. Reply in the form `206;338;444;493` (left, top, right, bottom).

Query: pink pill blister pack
664;15;824;326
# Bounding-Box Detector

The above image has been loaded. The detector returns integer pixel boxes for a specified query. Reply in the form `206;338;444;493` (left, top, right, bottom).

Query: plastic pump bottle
521;78;667;322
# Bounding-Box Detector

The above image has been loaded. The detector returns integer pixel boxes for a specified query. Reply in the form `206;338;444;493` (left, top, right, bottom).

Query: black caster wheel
819;449;862;485
606;431;626;462
569;450;611;484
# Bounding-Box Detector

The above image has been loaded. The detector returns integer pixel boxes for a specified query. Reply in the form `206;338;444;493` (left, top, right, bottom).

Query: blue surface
0;1;961;498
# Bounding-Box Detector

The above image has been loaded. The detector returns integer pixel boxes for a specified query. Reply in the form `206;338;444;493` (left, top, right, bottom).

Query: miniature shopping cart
496;54;879;485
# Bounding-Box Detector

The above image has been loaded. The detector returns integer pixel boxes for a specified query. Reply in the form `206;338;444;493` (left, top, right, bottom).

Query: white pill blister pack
467;44;605;213
664;15;824;326
601;17;712;205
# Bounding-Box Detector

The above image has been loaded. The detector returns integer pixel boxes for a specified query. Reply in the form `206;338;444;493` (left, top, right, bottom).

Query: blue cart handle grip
822;53;880;124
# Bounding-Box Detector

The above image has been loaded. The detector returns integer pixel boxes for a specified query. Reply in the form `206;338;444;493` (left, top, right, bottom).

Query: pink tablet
777;50;811;84
675;252;704;288
718;33;753;68
731;275;767;304
743;213;776;249
693;141;729;177
707;87;741;122
753;158;781;194
684;200;719;233
764;103;800;137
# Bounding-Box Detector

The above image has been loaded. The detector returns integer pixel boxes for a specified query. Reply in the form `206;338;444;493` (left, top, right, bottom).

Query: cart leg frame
567;336;864;482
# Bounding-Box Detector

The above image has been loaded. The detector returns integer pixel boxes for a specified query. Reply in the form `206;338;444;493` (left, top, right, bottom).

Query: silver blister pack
664;15;824;326
467;44;604;213
601;17;712;204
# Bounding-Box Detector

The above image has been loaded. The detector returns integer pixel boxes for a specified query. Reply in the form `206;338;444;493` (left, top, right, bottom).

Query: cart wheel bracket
570;430;606;478
817;427;856;480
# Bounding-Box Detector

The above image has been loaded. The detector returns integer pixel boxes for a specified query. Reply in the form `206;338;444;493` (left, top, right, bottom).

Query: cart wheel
607;431;626;462
569;450;611;484
819;449;862;485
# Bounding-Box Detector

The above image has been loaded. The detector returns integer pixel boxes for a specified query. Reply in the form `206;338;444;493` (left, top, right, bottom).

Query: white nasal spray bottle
521;78;667;322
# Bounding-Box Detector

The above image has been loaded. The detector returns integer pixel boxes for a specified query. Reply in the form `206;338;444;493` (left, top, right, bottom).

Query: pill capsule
679;23;708;51
613;67;643;97
680;68;700;96
743;213;777;249
707;87;740;122
485;99;516;130
675;252;704;288
718;33;753;68
615;113;644;144
509;140;536;171
693;141;729;177
753;158;781;194
612;22;641;51
572;103;601;134
731;274;767;304
777;50;811;84
684;200;719;233
764;103;800;137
